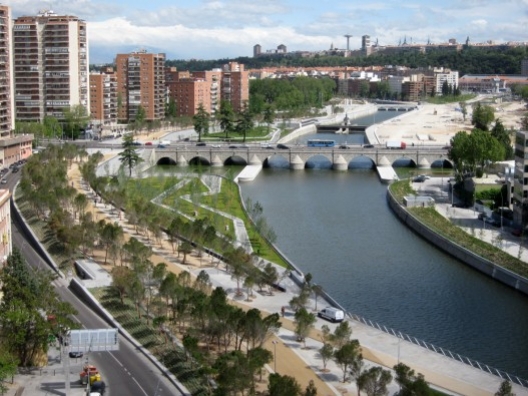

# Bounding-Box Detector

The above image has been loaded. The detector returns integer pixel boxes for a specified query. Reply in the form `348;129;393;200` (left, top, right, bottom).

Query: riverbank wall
387;189;528;296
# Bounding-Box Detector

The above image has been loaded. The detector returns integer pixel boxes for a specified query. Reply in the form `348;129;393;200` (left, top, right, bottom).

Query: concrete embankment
387;189;528;295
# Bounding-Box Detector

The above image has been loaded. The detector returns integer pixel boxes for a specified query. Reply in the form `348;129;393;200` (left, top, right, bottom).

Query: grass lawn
390;180;528;278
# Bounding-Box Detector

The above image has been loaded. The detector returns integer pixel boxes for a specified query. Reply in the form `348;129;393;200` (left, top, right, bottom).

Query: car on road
69;351;83;358
339;144;350;149
145;141;153;146
413;175;427;183
1;179;6;184
196;142;206;146
131;141;142;146
157;144;167;149
363;144;375;148
277;144;289;149
228;145;239;149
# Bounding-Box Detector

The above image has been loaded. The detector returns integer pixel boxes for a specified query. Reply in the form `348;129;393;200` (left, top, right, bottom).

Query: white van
317;307;345;323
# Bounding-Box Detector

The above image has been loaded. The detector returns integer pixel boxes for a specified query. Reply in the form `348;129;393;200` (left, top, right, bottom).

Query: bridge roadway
152;145;450;170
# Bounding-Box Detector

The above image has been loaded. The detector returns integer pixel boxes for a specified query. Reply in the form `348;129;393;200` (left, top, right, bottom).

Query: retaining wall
387;190;528;295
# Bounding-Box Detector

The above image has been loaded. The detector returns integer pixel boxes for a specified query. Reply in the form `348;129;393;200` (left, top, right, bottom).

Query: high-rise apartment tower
13;10;89;123
115;51;166;122
0;5;13;135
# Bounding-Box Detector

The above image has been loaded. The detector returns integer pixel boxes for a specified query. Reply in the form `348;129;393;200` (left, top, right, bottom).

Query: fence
349;312;528;388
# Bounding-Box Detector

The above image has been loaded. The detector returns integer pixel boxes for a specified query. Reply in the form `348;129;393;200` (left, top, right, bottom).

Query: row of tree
164;46;528;76
0;249;78;368
448;102;515;179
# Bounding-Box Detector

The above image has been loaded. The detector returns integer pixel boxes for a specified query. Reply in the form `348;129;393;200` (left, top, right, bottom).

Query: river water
240;168;528;379
162;110;528;378
237;111;528;380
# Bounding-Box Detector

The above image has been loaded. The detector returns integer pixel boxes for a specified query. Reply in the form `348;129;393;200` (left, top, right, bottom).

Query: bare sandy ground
373;100;526;147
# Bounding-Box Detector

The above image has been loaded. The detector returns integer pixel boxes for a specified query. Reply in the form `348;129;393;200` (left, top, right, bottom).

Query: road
8;172;184;396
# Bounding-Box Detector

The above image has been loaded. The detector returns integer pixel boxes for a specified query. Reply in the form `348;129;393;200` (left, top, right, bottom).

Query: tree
0;351;18;394
213;350;253;395
319;343;334;371
393;362;433;396
448;129;504;176
333;340;362;383
263;104;275;133
304;380;318;396
459;101;468;121
236;102;254;142
471;102;495;131
193;103;210;142
0;249;78;366
495;380;515;396
357;366;392;396
294;308;316;348
62;104;89;140
268;373;302;396
331;321;352;349
166;97;177;119
219;100;235;140
119;134;143;177
491;119;514;160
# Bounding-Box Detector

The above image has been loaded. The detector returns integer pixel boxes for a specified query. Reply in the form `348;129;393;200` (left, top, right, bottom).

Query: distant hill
164;46;528;76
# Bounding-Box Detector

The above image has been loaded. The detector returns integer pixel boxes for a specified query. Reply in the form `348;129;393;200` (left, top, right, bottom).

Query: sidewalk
67;161;528;396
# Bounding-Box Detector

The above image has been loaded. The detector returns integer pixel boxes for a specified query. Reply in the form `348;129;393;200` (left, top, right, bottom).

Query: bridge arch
188;155;211;166
224;155;248;166
156;156;177;166
263;154;290;168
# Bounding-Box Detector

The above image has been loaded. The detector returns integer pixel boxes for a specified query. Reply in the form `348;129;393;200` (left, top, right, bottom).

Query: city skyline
3;0;528;63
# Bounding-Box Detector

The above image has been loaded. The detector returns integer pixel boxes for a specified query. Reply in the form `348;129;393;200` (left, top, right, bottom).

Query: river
240;168;528;379
161;111;528;379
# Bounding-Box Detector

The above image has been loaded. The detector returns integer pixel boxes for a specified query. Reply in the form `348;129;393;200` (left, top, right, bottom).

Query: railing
349;312;528;388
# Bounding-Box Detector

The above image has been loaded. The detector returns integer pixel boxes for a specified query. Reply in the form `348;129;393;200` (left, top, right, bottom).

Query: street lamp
272;340;278;372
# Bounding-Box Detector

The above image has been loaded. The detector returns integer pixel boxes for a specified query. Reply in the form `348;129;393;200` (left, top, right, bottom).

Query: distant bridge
152;146;451;170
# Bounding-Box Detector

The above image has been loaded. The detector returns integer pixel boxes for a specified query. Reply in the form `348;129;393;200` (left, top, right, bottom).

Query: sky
3;0;528;64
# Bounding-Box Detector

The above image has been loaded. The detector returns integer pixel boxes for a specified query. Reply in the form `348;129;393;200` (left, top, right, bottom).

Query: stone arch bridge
152;146;451;170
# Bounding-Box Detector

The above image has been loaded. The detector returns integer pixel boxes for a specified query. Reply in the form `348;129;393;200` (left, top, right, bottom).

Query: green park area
389;180;528;278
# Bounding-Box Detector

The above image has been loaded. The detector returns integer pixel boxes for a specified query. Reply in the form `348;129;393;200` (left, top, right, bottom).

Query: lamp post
272;340;278;372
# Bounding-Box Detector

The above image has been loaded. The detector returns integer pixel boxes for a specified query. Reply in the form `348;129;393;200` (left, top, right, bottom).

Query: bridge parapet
153;147;450;169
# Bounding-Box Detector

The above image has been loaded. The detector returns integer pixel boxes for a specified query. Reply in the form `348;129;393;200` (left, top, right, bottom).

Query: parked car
317;307;345;323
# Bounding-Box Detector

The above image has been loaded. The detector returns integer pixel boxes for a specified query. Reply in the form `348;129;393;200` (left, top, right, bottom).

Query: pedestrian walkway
67;161;528;396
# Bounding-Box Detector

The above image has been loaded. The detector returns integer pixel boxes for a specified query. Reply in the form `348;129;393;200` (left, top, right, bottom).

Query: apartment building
89;67;117;127
0;6;14;137
115;51;166;122
188;69;222;115
435;70;459;95
12;10;89;123
167;63;248;117
221;62;249;112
